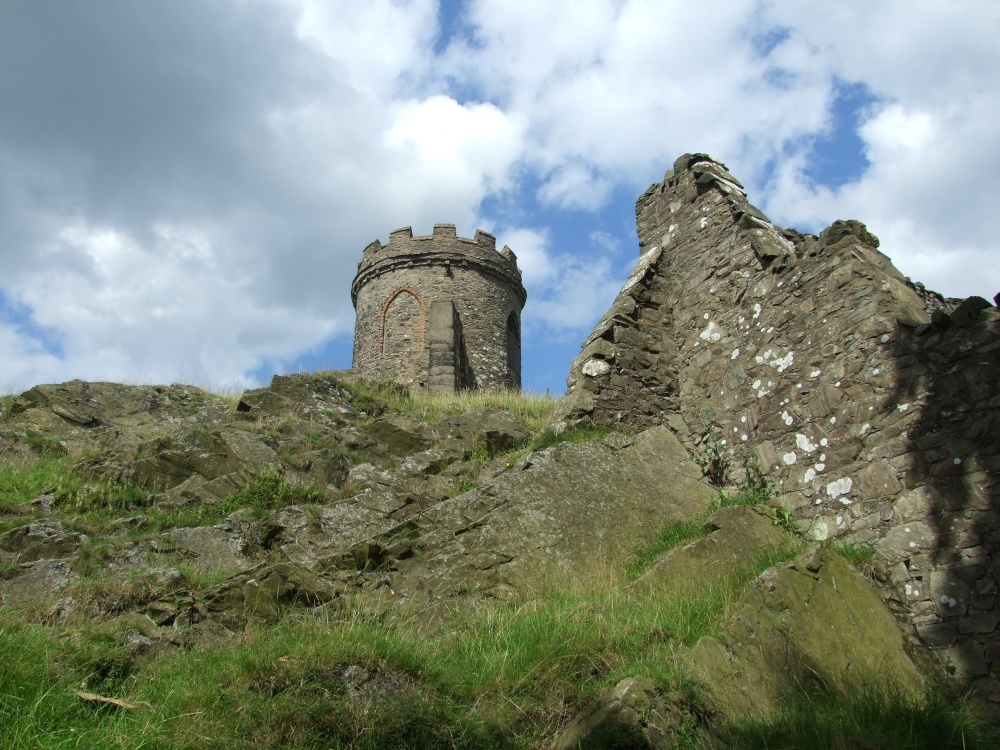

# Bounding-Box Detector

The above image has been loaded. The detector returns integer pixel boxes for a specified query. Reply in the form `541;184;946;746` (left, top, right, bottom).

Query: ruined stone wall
560;153;1000;703
352;224;526;391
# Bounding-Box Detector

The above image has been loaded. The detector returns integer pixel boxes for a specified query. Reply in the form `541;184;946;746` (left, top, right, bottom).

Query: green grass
833;540;877;566
343;379;559;433
625;519;708;579
2;551;993;749
0;538;811;749
722;679;996;749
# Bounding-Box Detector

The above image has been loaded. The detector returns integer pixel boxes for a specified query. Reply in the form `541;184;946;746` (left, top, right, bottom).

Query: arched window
506;312;521;381
381;288;425;382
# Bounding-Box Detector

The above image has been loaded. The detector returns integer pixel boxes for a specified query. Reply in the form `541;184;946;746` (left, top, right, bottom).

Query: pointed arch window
506;312;521;381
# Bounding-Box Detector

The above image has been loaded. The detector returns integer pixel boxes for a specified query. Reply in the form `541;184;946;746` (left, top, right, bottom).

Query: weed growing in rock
695;423;729;484
219;467;324;517
719;449;774;508
625;520;707;579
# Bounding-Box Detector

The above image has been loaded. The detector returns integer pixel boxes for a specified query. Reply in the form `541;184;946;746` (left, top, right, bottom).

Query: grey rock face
560;151;1000;708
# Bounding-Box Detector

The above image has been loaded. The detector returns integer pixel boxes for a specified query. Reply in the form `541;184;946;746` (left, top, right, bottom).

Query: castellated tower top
351;224;527;393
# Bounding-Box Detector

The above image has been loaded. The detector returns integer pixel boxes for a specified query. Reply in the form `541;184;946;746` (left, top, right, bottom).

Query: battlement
354;223;524;309
360;225;518;270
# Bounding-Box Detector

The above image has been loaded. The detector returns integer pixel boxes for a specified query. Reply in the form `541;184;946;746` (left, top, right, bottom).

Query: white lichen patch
820;438;829;447
752;303;762;319
731;348;740;359
810;370;821;378
581;359;611;377
898;403;909;412
781;411;794;426
796;433;818;453
825;477;853;499
803;468;816;483
699;321;722;342
699;217;708;229
783;452;798;465
773;352;793;372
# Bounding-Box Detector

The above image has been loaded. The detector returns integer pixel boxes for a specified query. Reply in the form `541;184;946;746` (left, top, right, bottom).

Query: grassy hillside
0;380;995;748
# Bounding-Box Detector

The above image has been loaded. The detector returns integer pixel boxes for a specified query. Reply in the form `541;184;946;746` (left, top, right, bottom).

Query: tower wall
352;224;526;391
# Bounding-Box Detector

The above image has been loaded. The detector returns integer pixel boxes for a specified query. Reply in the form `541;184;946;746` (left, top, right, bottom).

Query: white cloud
1;0;997;394
5;220;339;386
498;226;626;337
755;1;1000;299
496;227;555;286
283;0;440;97
384;95;525;199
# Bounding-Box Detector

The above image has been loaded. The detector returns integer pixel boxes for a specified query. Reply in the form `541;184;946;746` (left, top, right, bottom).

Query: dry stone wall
560;153;1000;705
352;224;526;392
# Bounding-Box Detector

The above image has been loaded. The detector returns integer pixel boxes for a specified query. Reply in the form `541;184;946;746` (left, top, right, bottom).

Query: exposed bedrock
560;152;1000;706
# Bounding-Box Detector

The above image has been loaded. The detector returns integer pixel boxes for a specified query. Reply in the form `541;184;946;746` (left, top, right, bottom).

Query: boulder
377;426;716;594
364;414;434;457
678;548;924;720
552;676;681;750
638;506;791;591
0;520;87;563
0;559;73;607
434;409;532;455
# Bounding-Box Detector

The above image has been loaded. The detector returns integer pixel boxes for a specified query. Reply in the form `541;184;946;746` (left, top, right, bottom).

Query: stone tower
351;223;527;393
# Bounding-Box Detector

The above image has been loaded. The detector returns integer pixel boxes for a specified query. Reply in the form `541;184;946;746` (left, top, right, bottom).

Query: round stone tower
351;223;527;392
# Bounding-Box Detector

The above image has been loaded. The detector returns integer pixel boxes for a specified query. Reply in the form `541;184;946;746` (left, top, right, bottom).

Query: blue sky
1;0;998;395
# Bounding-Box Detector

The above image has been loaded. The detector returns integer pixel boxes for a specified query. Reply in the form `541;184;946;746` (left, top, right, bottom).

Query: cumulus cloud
0;0;996;393
755;1;1000;298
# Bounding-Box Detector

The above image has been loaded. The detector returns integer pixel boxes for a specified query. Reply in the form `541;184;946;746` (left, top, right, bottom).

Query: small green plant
833;540;877;566
695;423;729;484
626;519;707;578
720;448;773;508
24;431;66;457
217;467;325;518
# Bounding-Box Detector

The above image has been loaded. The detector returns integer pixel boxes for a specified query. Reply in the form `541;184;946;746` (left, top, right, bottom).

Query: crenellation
473;229;496;250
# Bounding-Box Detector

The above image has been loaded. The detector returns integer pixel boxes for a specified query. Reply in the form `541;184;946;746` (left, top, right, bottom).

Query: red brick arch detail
380;286;425;357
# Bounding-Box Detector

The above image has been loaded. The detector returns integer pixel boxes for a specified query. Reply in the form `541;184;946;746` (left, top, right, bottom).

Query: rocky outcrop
560;152;1000;708
678;548;925;721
